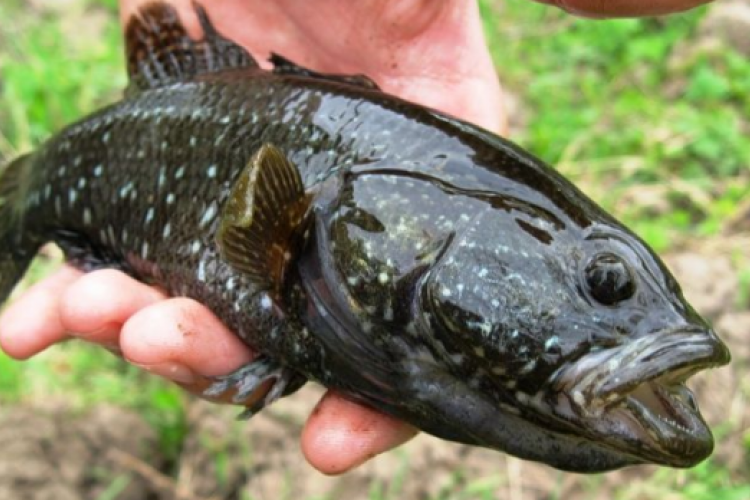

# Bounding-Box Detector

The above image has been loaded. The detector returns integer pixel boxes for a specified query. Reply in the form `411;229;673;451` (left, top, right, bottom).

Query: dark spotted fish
0;2;731;472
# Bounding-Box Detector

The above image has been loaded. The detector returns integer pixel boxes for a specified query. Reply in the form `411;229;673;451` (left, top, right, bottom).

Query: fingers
301;391;418;474
58;268;166;346
533;0;712;18
119;297;254;383
0;266;82;359
1;266;255;394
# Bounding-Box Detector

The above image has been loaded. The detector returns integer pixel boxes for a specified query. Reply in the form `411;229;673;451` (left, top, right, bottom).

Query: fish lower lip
624;380;714;462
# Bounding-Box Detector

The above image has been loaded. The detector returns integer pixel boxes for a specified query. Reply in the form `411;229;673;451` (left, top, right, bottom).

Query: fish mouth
551;327;731;466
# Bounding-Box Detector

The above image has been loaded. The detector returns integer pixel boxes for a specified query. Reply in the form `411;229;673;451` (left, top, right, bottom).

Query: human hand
0;0;712;476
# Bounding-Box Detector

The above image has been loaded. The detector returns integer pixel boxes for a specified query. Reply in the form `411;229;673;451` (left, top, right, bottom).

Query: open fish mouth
551;327;731;466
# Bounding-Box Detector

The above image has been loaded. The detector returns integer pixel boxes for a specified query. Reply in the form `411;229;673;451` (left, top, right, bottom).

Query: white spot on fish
102;131;111;143
163;223;172;238
191;240;201;254
158;168;167;189
200;203;217;228
144;207;155;225
175;166;185;179
206;165;217;178
260;295;272;310
544;336;560;351
83;208;92;226
119;182;133;199
93;165;103;177
166;193;175;205
68;189;78;205
141;242;150;259
572;391;585;407
520;360;537;374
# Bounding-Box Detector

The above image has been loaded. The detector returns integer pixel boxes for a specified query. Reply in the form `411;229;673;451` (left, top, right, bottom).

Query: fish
0;1;730;473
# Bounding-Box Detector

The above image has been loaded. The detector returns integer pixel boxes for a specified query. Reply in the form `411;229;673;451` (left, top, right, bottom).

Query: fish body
0;2;730;472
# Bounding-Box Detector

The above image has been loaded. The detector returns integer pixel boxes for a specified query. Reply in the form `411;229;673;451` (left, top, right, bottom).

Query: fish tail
0;154;39;305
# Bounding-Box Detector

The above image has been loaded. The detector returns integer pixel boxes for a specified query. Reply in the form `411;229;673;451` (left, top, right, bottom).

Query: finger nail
133;361;196;385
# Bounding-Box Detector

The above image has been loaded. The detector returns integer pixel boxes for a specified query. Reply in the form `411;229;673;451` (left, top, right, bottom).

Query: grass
0;0;189;463
1;0;749;498
480;0;750;252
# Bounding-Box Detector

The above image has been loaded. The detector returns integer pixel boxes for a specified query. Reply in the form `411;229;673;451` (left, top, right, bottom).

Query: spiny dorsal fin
270;53;381;91
217;144;312;293
125;1;258;95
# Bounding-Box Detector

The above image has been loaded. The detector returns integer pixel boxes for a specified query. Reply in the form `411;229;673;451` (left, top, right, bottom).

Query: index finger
533;0;712;18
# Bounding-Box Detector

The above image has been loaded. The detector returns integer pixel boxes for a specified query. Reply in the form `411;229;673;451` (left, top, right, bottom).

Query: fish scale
0;1;730;473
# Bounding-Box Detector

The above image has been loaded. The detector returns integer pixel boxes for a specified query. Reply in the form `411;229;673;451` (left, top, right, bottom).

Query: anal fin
200;357;307;419
125;1;258;95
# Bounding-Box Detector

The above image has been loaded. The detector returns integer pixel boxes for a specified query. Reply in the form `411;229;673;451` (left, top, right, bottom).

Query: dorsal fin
124;1;258;95
270;53;381;91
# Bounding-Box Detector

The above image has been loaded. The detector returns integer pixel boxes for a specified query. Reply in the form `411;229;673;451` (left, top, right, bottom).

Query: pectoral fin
217;144;312;292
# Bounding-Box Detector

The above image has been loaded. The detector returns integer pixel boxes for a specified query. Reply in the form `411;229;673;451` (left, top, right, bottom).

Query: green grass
480;0;750;252
1;0;749;498
0;1;125;155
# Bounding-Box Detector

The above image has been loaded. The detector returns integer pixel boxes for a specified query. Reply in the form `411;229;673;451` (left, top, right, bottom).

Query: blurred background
0;0;748;498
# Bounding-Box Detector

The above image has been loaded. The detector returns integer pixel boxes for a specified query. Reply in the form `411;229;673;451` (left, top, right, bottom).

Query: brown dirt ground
0;244;748;500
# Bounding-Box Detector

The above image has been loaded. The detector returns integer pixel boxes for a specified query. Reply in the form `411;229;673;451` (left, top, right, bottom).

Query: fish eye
584;253;636;305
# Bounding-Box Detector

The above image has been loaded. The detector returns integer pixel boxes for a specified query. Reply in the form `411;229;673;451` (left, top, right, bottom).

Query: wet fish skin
0;1;731;473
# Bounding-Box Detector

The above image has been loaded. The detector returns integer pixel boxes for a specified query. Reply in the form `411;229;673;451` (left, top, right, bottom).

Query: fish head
302;162;729;471
419;203;731;468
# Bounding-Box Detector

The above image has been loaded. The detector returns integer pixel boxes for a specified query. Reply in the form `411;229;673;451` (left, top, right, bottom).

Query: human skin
0;0;713;475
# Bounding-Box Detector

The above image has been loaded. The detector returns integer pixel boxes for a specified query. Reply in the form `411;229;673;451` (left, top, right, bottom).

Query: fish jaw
548;327;731;466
